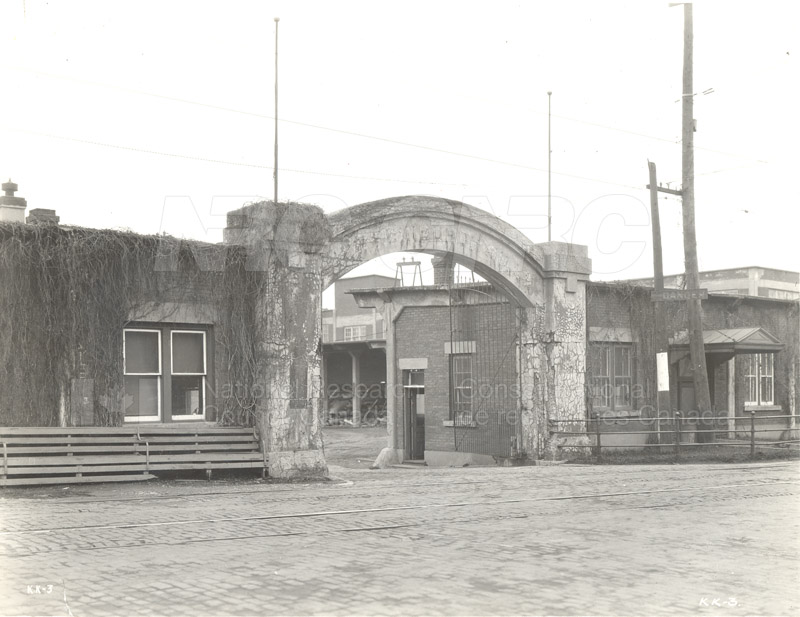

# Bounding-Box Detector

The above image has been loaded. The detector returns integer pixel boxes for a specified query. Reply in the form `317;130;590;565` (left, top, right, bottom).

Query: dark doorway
403;370;425;461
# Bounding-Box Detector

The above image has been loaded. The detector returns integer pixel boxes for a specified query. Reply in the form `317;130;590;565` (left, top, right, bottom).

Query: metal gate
448;282;522;458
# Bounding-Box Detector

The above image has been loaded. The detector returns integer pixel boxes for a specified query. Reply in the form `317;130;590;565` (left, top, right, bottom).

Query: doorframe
402;369;425;461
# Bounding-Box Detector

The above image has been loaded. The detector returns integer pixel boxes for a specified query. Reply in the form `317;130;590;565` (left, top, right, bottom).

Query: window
123;327;209;422
343;325;367;341
590;343;632;411
745;353;774;406
450;354;474;422
170;331;207;419
124;329;162;421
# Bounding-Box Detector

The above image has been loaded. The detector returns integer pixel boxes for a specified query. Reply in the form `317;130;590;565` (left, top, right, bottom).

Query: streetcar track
4;487;797;559
3;479;796;537
1;462;792;508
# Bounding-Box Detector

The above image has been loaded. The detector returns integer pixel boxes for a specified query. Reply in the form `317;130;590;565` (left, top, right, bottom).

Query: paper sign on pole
657;352;669;392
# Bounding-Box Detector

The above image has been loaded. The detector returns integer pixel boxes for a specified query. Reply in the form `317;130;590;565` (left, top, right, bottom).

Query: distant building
322;274;394;344
626;266;799;300
346;258;799;465
321;274;395;423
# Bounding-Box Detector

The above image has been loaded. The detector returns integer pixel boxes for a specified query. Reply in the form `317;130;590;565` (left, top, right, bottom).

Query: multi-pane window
123;329;162;421
170;331;207;419
450;353;474;422
123;327;208;422
745;353;774;406
590;343;632;411
343;325;367;341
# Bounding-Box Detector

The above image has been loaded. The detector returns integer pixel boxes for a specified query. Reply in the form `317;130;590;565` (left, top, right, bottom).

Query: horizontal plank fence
551;412;800;462
1;426;267;487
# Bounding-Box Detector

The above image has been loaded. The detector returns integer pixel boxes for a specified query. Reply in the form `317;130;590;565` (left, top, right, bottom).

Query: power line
2;125;643;191
7;64;768;164
3;64;767;176
0;126;470;187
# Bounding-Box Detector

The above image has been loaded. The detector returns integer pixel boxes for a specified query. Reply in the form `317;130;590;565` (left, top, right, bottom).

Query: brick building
586;282;798;446
350;261;799;464
321;274;394;424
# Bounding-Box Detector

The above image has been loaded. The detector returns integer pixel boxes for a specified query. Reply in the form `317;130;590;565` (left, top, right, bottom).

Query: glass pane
763;354;774;377
745;355;757;377
592;377;610;408
746;375;758;404
407;371;424;386
124;331;160;374
172;375;204;416
615;346;630;377
124;375;159;417
760;376;773;404
615;377;631;408
172;332;205;374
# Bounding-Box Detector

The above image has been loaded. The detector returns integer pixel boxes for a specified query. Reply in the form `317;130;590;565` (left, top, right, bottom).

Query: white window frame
343;325;367;342
590;342;632;412
170;330;207;420
123;328;162;422
745;353;775;407
450;353;474;422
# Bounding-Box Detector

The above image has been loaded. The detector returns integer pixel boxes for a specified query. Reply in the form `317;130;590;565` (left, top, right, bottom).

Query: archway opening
321;247;522;469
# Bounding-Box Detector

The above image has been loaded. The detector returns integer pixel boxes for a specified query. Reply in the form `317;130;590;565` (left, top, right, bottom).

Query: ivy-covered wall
0;223;261;427
586;282;800;422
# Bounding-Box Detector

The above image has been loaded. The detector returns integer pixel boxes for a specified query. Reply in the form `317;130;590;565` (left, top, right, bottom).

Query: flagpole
273;17;280;206
547;91;552;242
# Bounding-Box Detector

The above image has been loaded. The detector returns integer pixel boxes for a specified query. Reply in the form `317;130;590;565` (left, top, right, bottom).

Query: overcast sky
1;0;797;304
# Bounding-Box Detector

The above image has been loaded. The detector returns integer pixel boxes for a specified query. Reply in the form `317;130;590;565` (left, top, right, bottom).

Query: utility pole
678;2;713;434
273;16;280;207
647;162;672;437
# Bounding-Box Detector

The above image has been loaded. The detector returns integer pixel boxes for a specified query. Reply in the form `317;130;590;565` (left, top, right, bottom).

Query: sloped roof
671;327;784;354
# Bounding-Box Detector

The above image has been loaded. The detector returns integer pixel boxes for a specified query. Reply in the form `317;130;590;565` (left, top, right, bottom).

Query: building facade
321;274;394;424
350;266;799;465
627;266;799;300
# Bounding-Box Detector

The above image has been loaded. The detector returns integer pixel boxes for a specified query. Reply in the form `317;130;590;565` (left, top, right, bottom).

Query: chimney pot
0;179;27;223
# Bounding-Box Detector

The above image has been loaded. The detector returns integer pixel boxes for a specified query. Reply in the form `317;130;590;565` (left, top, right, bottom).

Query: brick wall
394;302;518;454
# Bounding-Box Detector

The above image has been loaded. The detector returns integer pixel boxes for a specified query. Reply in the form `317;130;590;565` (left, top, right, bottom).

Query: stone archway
224;196;591;478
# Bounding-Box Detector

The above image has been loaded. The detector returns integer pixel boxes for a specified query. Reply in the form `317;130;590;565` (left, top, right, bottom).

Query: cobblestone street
1;440;798;616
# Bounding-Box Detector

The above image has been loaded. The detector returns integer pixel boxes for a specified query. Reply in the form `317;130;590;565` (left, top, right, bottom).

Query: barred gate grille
448;283;521;458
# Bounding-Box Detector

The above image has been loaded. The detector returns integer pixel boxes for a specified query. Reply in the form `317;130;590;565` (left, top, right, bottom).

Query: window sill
743;405;781;412
443;420;477;428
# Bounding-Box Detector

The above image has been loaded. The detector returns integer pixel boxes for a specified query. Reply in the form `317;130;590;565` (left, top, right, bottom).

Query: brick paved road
1;459;798;616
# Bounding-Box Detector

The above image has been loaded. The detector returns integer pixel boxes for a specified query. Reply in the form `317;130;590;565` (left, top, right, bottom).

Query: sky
1;0;797;309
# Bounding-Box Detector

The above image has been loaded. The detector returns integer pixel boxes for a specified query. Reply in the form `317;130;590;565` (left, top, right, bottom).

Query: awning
670;327;784;359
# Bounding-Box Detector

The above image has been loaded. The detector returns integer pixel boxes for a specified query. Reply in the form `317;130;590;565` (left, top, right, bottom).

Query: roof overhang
669;327;784;360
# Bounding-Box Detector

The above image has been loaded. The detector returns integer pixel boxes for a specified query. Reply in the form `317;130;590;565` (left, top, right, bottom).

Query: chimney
27;208;60;226
0;180;27;223
431;254;455;286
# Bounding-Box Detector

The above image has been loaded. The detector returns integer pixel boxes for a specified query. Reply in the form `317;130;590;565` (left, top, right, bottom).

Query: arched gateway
224;196;591;478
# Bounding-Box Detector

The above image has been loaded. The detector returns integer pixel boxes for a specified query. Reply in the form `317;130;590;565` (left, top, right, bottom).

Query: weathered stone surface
226;197;592;475
370;447;402;469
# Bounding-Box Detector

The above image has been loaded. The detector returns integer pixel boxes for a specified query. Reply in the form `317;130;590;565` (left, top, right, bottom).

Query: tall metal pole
273;17;280;207
679;3;713;432
547;91;552;242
